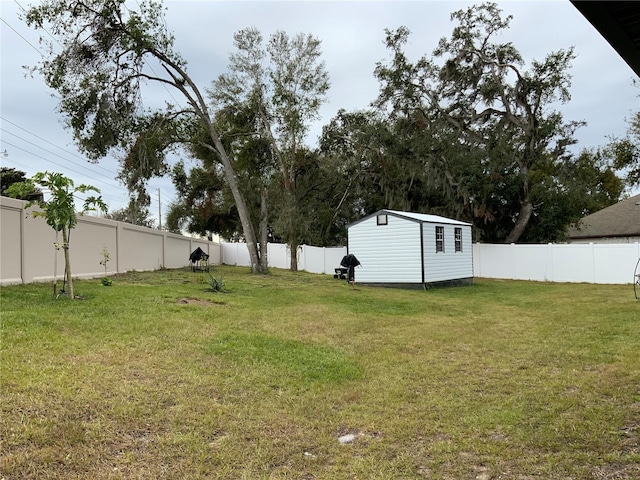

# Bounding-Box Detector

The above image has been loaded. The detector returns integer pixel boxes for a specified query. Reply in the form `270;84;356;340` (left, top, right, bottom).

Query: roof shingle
567;194;640;239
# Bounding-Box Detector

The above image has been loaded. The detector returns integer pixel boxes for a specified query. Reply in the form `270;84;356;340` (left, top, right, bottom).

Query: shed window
435;226;444;253
455;227;462;252
377;214;388;226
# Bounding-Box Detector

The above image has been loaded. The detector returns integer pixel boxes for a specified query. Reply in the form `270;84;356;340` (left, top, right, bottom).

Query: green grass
1;267;639;479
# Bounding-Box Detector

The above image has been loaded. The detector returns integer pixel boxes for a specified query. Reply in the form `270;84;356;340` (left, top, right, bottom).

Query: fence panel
165;234;193;269
20;206;61;283
4;193;639;286
551;244;595;283
120;224;164;272
512;244;554;282
0;196;221;285
0;197;24;284
221;243;251;267
301;245;325;273
324;246;348;274
473;244;516;279
268;243;290;269
593;243;640;284
473;242;640;284
70;216;119;279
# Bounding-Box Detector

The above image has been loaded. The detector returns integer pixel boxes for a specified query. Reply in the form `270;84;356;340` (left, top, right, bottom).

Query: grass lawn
1;266;639;479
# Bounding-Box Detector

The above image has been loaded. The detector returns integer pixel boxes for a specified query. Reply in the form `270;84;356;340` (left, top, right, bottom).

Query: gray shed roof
349;209;472;228
567;194;640;239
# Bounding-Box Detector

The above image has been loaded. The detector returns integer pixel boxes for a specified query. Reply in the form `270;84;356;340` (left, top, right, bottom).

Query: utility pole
158;188;162;230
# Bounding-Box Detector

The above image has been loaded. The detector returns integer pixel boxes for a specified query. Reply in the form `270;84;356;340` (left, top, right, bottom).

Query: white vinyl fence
223;241;640;285
221;242;347;274
473;242;640;285
3;194;638;286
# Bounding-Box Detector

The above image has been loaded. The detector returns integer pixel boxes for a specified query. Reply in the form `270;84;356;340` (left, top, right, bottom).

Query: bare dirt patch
176;297;225;306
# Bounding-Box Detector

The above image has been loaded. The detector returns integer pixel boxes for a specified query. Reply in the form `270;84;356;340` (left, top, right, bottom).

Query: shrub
206;273;227;293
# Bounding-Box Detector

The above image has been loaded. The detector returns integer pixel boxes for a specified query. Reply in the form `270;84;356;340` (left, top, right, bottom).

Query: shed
347;209;473;288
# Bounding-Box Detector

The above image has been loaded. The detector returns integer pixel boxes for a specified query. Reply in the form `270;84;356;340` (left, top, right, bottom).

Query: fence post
162;230;167;269
20;200;25;284
300;245;306;272
547;242;556;282
116;221;123;274
591;242;596;284
323;247;327;274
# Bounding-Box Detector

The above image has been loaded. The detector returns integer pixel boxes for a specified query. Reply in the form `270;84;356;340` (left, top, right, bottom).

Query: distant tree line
21;0;638;273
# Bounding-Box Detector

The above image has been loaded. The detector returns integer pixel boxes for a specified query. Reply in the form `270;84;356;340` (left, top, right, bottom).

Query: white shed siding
422;223;473;282
349;215;423;283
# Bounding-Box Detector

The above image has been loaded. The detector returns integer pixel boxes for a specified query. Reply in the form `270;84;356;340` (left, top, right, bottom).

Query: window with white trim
435;226;444;253
455;227;462;252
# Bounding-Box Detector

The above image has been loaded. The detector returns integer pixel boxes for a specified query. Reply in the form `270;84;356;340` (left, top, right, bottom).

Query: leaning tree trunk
505;174;533;244
204;123;265;273
259;186;269;273
505;200;533;243
61;227;74;299
504;162;533;243
168;64;266;273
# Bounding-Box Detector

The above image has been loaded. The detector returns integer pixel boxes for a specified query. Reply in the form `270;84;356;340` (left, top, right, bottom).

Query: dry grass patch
1;267;639;479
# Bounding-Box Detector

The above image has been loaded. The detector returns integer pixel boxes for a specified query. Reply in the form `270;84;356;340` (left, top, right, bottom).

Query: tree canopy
1;167;42;200
24;0;270;272
372;3;589;242
22;0;627;255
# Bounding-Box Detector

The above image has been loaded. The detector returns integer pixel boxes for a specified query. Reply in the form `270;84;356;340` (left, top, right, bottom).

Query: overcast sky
1;0;638;225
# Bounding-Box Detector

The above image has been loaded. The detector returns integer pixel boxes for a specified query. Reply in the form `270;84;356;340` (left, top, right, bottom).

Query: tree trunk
289;239;299;271
505;200;533;243
62;227;74;299
205;125;264;273
259;186;269;273
505;167;533;244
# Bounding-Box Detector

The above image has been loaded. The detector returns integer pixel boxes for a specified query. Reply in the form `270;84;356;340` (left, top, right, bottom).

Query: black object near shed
189;247;210;272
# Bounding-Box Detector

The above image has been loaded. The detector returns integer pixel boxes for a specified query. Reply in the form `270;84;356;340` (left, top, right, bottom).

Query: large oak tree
23;0;266;271
374;2;584;243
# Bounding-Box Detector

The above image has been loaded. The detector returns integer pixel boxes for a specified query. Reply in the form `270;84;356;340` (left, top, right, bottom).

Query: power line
11;0;64;50
1;121;175;209
0;140;125;205
0;16;44;57
0;124;177;210
1;127;175;210
1;117;117;177
2;154;173;213
1;154;33;172
2;2;176;215
0;130;126;193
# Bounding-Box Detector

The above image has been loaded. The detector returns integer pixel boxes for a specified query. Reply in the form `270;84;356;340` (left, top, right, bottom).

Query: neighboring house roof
567;194;640;239
349;209;472;228
571;1;640;77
